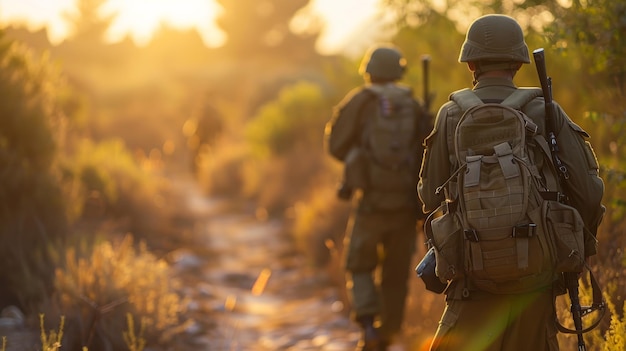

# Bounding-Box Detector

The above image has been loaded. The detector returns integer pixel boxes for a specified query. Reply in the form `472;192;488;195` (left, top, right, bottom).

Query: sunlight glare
104;0;224;46
0;0;74;44
0;0;382;53
310;0;382;54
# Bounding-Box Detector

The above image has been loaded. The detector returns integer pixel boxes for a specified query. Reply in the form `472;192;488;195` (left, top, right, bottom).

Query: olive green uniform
418;77;605;350
326;83;424;341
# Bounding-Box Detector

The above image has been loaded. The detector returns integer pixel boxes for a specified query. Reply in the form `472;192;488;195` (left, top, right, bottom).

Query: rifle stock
565;272;586;351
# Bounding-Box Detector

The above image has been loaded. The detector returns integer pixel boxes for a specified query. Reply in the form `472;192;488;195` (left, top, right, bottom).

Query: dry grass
50;234;185;350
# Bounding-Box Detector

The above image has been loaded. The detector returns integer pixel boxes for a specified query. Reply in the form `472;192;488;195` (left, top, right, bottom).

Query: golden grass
53;234;185;349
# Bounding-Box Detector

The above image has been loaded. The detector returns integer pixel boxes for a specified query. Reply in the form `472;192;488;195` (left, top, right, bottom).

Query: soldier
184;99;223;175
418;14;605;351
325;44;428;351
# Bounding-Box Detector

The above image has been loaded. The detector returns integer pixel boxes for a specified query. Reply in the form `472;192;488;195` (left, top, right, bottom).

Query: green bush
0;32;68;312
61;138;179;246
241;81;333;213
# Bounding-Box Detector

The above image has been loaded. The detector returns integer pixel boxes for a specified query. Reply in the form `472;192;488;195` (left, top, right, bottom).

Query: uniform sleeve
324;88;368;161
553;103;605;256
418;103;453;213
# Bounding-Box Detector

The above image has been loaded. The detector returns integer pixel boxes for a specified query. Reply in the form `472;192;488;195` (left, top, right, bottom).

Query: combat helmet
359;44;407;81
459;14;530;70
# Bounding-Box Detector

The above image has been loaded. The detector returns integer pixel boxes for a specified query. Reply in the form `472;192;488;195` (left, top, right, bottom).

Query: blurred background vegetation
1;0;625;350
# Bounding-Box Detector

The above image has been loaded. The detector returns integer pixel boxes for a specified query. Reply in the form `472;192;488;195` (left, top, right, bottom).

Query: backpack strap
501;88;543;110
451;87;543;111
449;88;484;111
356;87;380;147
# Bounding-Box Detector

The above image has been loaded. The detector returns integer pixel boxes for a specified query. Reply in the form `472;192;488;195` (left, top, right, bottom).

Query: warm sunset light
105;0;224;46
0;0;382;53
0;0;620;350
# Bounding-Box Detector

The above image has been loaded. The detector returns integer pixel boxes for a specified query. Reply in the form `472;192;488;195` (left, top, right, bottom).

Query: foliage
64;138;152;211
40;314;64;351
290;185;350;267
541;0;626;80
63;0;115;43
242;81;333;213
214;0;319;64
122;313;146;351
602;301;626;351
392;11;468;109
53;235;185;350
0;32;68;312
60;138;183;247
246;81;328;157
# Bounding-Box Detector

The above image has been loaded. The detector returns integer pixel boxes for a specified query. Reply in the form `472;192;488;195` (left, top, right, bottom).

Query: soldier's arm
418;103;453;213
324;88;370;161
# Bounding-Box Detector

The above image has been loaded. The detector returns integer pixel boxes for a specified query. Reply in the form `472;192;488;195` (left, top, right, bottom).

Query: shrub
52;235;186;350
240;81;334;214
0;32;68;312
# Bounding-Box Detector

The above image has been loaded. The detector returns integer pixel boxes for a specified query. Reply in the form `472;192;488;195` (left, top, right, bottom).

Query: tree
541;0;626;97
214;0;320;64
55;0;119;64
63;0;115;43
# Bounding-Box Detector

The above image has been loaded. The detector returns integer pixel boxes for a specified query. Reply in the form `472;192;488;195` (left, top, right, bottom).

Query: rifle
421;54;433;113
533;48;606;351
533;48;569;182
420;54;435;141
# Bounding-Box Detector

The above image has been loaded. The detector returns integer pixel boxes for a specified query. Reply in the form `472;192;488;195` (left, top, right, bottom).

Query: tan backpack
362;84;419;193
426;88;586;295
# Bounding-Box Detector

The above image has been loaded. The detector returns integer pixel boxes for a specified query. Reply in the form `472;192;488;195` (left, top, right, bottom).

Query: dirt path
169;178;362;350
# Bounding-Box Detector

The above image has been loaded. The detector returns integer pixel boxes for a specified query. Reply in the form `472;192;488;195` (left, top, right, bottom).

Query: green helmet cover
459;14;530;64
359;45;407;80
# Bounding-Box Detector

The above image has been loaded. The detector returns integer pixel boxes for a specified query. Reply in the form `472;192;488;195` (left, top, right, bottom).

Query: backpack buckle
512;223;536;238
540;191;569;203
464;229;479;242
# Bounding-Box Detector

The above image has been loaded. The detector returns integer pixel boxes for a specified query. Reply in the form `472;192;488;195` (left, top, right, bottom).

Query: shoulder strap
356;87;379;147
449;88;483;111
451;87;543;112
501;88;543;110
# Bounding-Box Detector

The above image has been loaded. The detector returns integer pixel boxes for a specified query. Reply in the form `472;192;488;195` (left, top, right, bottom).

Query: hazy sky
0;0;384;54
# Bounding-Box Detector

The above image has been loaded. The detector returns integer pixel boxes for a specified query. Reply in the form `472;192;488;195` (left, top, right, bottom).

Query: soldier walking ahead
325;44;428;350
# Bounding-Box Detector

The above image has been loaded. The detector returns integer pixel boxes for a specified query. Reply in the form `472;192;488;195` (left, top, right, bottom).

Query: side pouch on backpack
544;200;586;273
429;205;464;283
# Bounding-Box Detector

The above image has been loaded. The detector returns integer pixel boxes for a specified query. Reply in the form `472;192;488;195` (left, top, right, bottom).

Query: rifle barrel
421;54;431;111
533;48;552;103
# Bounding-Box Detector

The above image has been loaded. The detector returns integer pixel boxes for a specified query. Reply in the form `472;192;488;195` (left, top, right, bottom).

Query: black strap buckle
464;229;479;242
512;223;537;238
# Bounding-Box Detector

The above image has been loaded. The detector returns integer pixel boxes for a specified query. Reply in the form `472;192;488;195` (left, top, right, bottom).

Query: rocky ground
165;177;449;351
166;179;365;351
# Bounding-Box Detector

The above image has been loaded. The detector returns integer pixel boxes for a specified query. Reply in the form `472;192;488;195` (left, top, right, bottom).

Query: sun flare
0;0;382;53
104;0;224;46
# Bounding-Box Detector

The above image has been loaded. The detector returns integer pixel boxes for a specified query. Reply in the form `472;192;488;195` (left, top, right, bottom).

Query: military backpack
426;88;586;295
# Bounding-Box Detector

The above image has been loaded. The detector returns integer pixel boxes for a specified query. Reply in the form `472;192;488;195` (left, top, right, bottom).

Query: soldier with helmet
325;44;428;351
418;14;605;351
